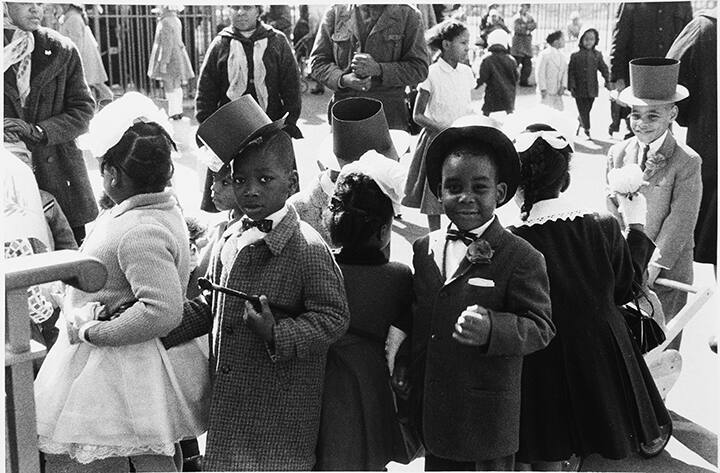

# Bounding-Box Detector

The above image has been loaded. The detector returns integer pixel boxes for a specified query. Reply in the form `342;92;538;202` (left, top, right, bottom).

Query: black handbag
621;286;666;354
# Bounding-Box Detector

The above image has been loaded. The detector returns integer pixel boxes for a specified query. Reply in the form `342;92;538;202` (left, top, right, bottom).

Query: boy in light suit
400;121;555;470
163;96;350;471
606;57;702;350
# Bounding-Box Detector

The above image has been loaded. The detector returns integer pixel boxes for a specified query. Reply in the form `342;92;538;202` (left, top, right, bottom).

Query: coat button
221;365;231;374
47;156;55;163
430;333;437;340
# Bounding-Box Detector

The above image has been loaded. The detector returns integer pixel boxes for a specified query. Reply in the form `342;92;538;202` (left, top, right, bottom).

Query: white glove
617;193;647;226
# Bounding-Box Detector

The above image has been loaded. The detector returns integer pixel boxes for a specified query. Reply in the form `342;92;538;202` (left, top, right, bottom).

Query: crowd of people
3;2;717;472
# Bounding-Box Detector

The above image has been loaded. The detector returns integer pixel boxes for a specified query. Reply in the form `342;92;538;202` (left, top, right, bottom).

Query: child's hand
391;363;411;400
453;305;491;346
243;296;276;342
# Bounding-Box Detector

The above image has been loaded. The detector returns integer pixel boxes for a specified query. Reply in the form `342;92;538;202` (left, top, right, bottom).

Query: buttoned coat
163;206;350;471
606;133;702;318
147;11;195;89
409;218;555;462
4;27;97;228
310;4;429;130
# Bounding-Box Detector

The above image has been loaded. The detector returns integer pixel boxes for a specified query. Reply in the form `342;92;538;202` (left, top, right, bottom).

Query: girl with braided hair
35;95;206;472
316;152;412;470
509;124;671;470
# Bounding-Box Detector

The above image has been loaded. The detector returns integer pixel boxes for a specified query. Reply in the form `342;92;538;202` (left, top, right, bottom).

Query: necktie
446;229;478;246
241;218;273;233
640;145;650;171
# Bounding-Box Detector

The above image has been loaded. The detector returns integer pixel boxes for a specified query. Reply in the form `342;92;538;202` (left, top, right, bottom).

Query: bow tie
446;229;478;245
241;218;273;233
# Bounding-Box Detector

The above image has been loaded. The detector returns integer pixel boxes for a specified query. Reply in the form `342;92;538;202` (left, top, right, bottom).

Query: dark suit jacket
410;217;555;461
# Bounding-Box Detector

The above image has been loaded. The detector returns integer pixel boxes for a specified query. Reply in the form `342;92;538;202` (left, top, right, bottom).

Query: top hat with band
196;96;286;173
618;57;689;106
425;123;520;206
320;97;410;171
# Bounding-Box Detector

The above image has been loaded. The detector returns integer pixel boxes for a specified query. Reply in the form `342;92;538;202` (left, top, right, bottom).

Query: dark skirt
402;127;443;215
316;334;408;470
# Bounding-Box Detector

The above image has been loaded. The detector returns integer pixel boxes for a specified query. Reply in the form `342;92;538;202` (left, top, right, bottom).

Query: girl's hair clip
514;131;573;153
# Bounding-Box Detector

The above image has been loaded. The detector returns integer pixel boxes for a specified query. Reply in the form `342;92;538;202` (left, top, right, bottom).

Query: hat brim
319;129;411;171
425;125;519;206
618;85;689;106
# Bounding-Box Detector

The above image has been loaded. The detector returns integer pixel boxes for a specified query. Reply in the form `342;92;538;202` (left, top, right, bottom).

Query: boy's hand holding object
453;304;491;346
607;163;648;226
243;296;276;342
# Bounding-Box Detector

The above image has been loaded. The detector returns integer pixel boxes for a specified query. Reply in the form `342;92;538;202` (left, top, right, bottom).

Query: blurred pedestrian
568;27;610;139
477;29;518;117
4;1;97;245
566;11;581;42
310;4;429;131
148;4;195;120
260;5;292;41
510;3;536;87
536;30;567;112
59;3;113;108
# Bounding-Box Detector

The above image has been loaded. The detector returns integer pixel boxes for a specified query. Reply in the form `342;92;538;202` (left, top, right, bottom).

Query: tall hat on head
425;115;520;206
618;57;689;106
196;96;286;173
320;97;410;171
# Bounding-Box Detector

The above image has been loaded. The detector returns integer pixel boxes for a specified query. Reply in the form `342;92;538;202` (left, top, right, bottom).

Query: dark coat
409;218;555;461
4;27;97;228
666;11;717;264
162;207;350;471
568;29;610;99
477;45;519;114
609;2;693;82
310;4;429;130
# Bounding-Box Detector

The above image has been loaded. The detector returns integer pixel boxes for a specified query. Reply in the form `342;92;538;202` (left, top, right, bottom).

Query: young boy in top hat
399;119;555;470
163;96;350;471
606;57;702;350
289;97;409;246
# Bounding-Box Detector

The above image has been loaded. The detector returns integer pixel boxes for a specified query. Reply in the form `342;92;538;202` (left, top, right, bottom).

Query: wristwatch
34;124;47;143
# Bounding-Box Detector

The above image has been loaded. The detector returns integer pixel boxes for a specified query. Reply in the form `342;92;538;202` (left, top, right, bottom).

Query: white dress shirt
444;215;496;282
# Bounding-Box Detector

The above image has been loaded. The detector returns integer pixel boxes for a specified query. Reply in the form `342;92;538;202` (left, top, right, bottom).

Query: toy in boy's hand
243;297;276;342
607;163;648;226
453;304;491;346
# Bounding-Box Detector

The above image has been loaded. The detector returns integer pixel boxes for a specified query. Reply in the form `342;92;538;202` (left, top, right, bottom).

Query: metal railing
5;251;107;473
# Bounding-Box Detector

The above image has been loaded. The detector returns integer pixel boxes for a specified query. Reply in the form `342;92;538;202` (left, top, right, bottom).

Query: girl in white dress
402;19;476;231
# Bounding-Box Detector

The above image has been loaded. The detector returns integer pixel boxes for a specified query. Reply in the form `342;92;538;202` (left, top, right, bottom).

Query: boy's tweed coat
163;206;350;471
4;27;97;228
409;217;555;462
606;132;702;320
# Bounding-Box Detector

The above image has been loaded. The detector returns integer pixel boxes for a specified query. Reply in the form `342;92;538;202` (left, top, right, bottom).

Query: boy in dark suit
401;122;555;470
163;96;350;471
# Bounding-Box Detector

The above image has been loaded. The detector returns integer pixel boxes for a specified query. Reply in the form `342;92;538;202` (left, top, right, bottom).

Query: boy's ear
287;169;299;196
495;182;507;205
669;104;679;122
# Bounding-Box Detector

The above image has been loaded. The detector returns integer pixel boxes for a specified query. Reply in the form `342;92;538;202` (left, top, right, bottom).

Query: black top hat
196;96;286;171
425;125;520;205
320;97;410;170
618;57;689;106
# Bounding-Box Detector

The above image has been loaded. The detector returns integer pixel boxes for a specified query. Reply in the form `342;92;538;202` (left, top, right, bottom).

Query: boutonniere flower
466;238;494;264
644;152;668;172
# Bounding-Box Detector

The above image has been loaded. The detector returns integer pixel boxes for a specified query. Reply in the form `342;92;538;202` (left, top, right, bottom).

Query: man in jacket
4;2;97;244
310;4;429;132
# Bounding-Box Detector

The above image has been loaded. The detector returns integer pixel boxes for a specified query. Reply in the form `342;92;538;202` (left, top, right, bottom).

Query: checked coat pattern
163;206;350;471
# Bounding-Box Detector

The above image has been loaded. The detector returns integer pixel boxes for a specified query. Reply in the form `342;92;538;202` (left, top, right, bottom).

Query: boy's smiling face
629;103;677;144
440;152;507;231
232;137;297;221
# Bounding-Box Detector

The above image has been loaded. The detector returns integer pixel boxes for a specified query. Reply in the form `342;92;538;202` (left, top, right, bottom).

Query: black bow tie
446;229;478;245
241;218;273;233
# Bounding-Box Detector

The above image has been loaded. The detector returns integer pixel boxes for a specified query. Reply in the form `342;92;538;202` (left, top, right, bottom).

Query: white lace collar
514;196;591;227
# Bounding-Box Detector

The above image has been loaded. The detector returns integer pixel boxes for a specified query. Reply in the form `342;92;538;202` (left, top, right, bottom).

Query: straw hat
618;57;689;106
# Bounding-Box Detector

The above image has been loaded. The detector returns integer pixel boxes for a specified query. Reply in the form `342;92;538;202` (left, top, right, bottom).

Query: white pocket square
468;277;495;287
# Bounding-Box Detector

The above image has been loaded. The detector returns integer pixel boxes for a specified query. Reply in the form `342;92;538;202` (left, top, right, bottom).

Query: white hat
337;150;409;214
487;29;510;49
77;92;174;158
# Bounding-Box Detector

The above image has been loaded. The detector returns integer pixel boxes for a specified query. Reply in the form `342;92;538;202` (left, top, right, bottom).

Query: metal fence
78;2;716;97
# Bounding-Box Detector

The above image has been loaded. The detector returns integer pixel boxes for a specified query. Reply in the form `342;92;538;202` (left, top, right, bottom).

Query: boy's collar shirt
636;130;668;160
235;204;289;251
442;215;496;281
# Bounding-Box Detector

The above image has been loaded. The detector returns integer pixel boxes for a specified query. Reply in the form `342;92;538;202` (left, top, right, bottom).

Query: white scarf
226;36;268;111
4;16;34;107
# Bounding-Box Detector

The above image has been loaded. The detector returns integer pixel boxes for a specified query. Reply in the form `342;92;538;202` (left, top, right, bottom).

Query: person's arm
651;154;702;271
270;242;350;362
275;33;301;128
35;43;94;146
60;13;84;48
82;224;186;346
412;87;442;133
374;8;429;88
526;14;537;32
666;17;702;128
597;51;611;87
309;7;345;91
195;35;223;123
567;53;577;95
609;3;633;84
536;52;547;94
162;296;214;349
41;191;77;251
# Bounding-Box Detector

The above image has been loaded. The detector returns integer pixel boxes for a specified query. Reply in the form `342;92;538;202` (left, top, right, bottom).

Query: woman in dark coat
4;2;97;243
195;4;301;212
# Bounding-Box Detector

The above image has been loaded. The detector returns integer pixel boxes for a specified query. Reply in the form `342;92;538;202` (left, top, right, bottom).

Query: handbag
621;286;666;354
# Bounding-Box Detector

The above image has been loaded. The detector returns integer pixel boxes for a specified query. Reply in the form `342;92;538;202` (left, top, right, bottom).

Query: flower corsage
466;238;494;264
607;163;646;200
